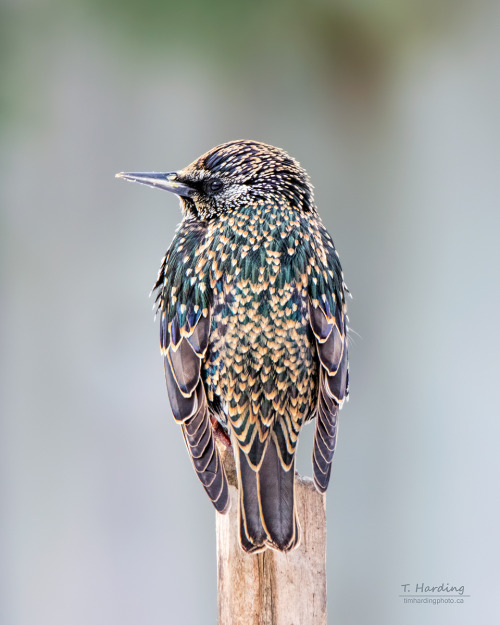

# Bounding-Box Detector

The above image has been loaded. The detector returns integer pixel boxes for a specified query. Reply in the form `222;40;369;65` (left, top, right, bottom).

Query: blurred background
2;0;499;623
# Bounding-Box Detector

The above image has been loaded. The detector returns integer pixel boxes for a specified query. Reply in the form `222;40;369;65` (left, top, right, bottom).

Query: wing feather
166;339;199;396
162;307;229;513
187;312;211;356
310;298;348;493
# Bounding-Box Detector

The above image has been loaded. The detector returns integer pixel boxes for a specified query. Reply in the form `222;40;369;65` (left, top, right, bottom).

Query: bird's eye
206;179;223;194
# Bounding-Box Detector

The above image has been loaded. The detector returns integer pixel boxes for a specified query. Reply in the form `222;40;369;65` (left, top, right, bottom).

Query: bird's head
116;140;315;220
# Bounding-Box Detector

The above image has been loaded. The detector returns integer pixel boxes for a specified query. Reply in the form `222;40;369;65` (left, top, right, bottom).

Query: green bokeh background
2;1;499;623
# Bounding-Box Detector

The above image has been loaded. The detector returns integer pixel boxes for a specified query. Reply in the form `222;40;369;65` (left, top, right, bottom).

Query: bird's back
186;200;338;551
203;201;319;462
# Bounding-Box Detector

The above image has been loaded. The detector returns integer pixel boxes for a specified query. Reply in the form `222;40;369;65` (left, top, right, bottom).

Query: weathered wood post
216;443;327;625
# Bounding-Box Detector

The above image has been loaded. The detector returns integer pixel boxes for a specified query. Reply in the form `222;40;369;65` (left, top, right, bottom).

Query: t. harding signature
401;583;465;595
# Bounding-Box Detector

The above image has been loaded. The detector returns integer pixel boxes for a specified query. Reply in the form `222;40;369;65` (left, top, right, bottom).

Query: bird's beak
115;171;195;198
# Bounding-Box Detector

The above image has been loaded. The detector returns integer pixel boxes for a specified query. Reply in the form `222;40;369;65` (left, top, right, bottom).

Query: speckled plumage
118;140;349;553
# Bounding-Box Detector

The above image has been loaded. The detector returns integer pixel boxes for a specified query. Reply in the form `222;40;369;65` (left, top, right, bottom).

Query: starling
117;140;349;553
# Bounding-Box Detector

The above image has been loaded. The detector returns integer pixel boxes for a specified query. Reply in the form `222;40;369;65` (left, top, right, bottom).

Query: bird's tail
236;439;299;553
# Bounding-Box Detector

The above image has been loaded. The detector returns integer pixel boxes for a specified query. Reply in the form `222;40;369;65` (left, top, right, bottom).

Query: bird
116;140;349;553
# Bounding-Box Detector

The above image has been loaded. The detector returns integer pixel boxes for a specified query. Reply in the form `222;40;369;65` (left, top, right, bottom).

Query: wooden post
216;444;327;625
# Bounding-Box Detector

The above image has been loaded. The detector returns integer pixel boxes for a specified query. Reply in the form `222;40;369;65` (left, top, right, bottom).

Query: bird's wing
153;223;230;515
308;245;349;492
160;303;229;512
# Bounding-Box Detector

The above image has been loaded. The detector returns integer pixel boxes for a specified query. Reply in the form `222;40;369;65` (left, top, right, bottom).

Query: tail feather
258;437;298;551
237;437;299;553
237;446;267;552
